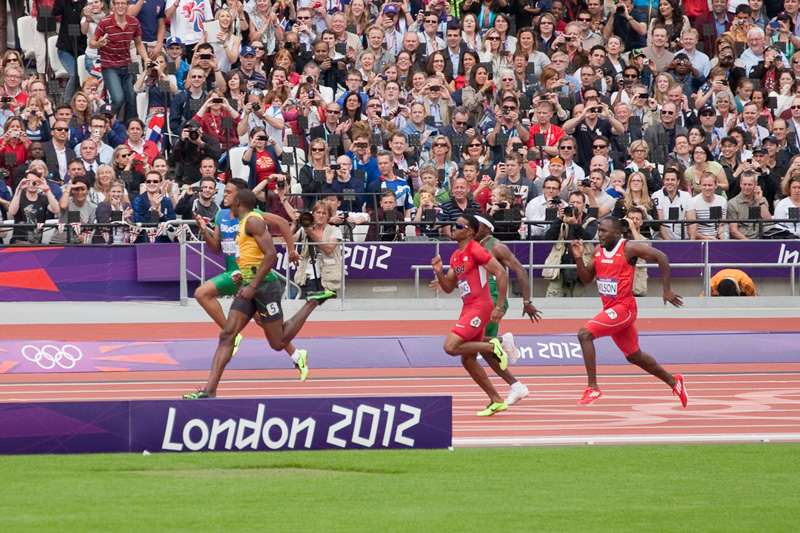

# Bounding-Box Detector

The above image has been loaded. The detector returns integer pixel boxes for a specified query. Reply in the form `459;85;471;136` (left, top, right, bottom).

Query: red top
449;239;494;307
254;150;278;188
593;238;636;311
95;15;142;68
192;111;241;151
471;181;492;212
126;140;159;168
527;123;564;150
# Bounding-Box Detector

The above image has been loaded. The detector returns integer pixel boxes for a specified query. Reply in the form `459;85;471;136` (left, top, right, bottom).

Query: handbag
542;223;567;280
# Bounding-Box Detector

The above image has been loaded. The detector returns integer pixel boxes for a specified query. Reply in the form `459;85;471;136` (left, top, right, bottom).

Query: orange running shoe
577;387;602;405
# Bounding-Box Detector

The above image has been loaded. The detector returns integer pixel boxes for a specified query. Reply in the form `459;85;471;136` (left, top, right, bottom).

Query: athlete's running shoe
500;332;519;365
183;389;215;399
506;383;530;406
577;387;602;405
307;290;336;306
295;349;309;382
231;333;243;357
673;373;688;407
488;338;508;371
476;401;508;417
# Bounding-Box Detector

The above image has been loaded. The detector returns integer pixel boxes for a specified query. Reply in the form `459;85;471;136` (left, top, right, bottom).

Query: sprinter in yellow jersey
184;189;336;399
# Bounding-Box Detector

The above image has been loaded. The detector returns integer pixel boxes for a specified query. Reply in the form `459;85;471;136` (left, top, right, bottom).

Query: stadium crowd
0;0;800;249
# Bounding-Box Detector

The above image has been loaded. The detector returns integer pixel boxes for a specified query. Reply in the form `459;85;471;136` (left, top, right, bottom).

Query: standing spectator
193;90;241;156
169;67;209;135
81;0;110;82
242;128;282;191
90;0;150;121
563;98;625;168
125;118;159;170
249;0;283;56
164;0;212;58
165;37;191;90
603;0;648;52
175;175;220;225
53;0;88;100
128;0;166;57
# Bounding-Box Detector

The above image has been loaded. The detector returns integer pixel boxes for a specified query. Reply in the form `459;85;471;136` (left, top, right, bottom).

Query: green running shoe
307;290;336;306
232;333;243;357
477;401;508;417
183;389;215;399
489;338;508;371
295;349;309;382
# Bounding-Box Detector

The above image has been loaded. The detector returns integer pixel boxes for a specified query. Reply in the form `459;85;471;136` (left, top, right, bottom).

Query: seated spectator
298;138;331;204
254;172;301;237
774;174;800;238
133;170;176;234
583;169;616;217
413;165;450;207
367;151;412;216
309;103;352;159
7;170;60;244
686;144;727;196
51;175;97;244
97;104;128;149
496;152;537;208
486;185;522;241
727;171;773;240
67;92;93;149
524;176;562;240
709;269;758;296
626;140;662;193
427;135;459;189
294;200;343;296
612;172;660;239
21;96;51;143
171;119;223;186
346;133;380;188
387;132;419;190
687;172;729;240
462;158;493;212
409;183;444;239
88;164;123;205
321;155;366;212
94;178;133;244
320;191;371;241
111;145;145;204
74;115;115;166
169;67;209;135
125;119;159;171
543;190;598;298
441;177;482;238
652;166;693;240
366;189;406;242
0;116;30;180
175;176;221;232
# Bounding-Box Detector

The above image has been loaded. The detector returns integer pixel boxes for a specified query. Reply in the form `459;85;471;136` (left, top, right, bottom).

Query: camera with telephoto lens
276;178;286;190
620;218;630;232
581;178;591;187
616;4;624;14
187;124;200;140
563;206;575;218
306;75;315;84
299;211;314;228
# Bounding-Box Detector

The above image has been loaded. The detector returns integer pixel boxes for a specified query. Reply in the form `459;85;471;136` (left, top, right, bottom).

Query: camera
616;4;624;14
147;61;156;69
308;90;315;99
306;75;315;84
581;178;591;187
620;218;630;232
591;107;603;113
186;125;200;140
502;109;510;115
251;102;261;112
199;54;212;60
0;97;12;103
429;86;440;92
256;135;268;141
276;179;286;190
330;164;341;170
299;211;314;228
563;206;575;217
497;201;509;209
212;97;223;103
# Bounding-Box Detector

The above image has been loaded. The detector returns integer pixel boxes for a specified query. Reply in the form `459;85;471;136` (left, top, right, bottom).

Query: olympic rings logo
21;344;83;370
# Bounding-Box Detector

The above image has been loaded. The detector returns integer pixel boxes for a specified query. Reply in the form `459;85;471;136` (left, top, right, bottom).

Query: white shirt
166;0;213;46
523;194;552;237
652;188;692;239
774;197;800;238
55;145;68;181
688;193;728;238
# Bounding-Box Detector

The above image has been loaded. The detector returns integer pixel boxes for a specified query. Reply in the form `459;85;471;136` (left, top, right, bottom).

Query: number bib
457;278;472;299
222;240;239;257
597;277;618;297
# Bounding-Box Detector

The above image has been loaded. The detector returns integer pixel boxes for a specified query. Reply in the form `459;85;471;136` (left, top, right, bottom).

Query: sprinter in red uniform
431;214;518;417
571;217;688;407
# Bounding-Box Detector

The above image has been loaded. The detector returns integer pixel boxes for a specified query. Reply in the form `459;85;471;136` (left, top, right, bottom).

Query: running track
2;317;800;447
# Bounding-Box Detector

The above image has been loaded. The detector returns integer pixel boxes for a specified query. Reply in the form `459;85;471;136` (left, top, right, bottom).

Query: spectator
644;101;687;165
43;120;72;183
686;144;728;195
496;152;537;206
97;105;128;148
366;150;412;216
124;118;159;171
171;119;223;186
193;90;241;156
0;116;30;179
543;190;597;298
527;100;564;161
165;37;191;90
524;175;563;240
773;173;800;238
53;0;88;100
322;155;366;212
164;0;212;56
21;96;52;143
52;175;97;244
487;96;530;164
169;67;210;135
366;189;406;242
7;171;60;244
687;172;729;240
486;185;522;241
75;115;115;166
175;175;220;230
88;164;120;204
409;183;445;239
309;103;352;158
652;166;693;239
441;177;482;238
111;145;145;203
132;52;178;149
242;127;282;192
321;190;371;240
413;164;450;207
613;171;660;238
298;138;331;202
90;0;149;121
294;200;342;295
346;132;380;187
728;171;773;239
76;139;101;181
133;170;176;228
94;178;133;244
696;0;734;58
563;97;625;168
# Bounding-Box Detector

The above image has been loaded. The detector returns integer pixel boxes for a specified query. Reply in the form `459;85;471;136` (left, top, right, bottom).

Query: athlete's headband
475;214;494;232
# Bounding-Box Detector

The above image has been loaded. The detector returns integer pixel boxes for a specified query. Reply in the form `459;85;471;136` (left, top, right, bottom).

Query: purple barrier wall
1;240;799;301
3;332;799;375
0;396;452;455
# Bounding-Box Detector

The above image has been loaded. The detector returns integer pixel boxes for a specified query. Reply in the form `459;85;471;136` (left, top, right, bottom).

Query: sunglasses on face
578;17;592;21
487;37;500;41
452;222;465;229
661;110;675;115
327;109;341;114
502;106;516;111
559;145;574;150
119;153;131;157
468;143;482;147
624;74;638;79
53;127;69;132
311;147;325;152
145;179;160;184
454;121;468;126
434;143;448;147
593;144;607;149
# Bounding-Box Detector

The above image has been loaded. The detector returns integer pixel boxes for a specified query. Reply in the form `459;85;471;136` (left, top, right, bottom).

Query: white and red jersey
450;239;494;307
594;238;636;311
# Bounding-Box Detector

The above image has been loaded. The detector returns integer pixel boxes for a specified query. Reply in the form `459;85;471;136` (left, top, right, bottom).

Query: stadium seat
47;36;69;79
352;224;368;242
0;219;13;245
17;17;36;61
136;92;148;121
77;55;88;85
228;146;249;182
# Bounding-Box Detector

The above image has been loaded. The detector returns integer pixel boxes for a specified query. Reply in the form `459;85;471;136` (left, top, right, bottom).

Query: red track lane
2;367;799;446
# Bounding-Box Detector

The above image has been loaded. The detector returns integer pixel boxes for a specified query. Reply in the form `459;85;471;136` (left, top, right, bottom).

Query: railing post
703;241;711;297
340;241;346;306
528;241;534;294
179;235;188;306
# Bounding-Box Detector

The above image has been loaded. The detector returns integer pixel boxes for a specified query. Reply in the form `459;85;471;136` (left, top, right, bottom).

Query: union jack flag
181;0;207;34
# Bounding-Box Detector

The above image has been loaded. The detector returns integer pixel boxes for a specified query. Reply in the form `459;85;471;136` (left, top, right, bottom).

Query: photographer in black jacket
170;120;223;185
543;190;597;298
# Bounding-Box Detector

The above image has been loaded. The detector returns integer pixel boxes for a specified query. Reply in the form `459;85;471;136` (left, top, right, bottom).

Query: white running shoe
501;332;519;365
506;383;530;406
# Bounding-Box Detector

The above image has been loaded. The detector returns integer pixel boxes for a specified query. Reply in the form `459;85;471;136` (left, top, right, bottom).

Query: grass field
1;444;796;532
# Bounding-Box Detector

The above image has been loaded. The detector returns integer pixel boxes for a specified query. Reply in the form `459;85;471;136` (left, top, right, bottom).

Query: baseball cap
674;52;690;62
240;45;256;57
698;106;716;116
383;4;398;15
720;135;738;145
166;36;183;47
752;146;768;155
99;104;115;116
631;49;645;58
762;135;779;144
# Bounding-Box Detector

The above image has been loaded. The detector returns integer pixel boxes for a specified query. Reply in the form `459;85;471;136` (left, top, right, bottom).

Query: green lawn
1;444;796;532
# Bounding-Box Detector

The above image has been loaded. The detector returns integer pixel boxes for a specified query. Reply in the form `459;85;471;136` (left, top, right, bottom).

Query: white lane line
452;433;800;446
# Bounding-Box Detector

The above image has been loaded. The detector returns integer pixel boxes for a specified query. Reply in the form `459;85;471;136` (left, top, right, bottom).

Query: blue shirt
129;0;166;43
345;150;380;187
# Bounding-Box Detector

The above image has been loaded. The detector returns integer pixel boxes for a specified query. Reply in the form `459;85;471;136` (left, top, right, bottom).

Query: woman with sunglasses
429;135;459;189
480;29;511;78
112;145;145;204
460;134;493;174
298;138;330;203
535;13;559;54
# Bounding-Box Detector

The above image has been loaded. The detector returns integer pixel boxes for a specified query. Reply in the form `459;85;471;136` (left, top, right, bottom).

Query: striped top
94;15;142;69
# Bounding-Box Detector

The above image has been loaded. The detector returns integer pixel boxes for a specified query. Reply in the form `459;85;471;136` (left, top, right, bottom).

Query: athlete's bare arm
431;255;457;293
237;216;278;300
492;241;542;322
263;212;301;263
571;239;596;285
194;213;223;254
485;257;509;324
625;241;683;307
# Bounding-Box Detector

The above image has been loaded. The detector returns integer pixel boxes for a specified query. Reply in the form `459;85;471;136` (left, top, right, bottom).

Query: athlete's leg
578;327;599;390
443;333;495;358
203;309;252;395
481;346;517;385
626;350;676;387
194;280;226;329
461;354;503;403
261;299;319;351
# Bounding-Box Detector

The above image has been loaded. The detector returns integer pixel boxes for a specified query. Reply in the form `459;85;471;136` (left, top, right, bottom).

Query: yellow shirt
236;211;277;284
